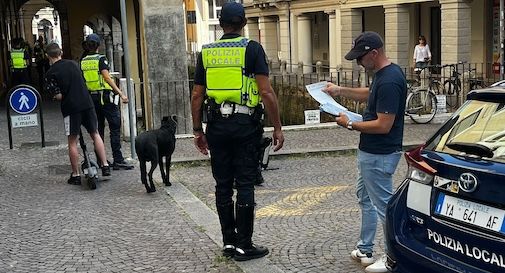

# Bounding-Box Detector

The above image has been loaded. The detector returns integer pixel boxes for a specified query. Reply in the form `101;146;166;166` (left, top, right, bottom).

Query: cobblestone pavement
0;102;241;273
0;101;440;272
172;153;409;273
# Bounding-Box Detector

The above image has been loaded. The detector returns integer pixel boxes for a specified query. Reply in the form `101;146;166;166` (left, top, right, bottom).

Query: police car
385;87;505;273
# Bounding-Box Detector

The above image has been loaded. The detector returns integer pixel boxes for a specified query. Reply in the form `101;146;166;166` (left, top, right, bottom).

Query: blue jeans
356;150;402;254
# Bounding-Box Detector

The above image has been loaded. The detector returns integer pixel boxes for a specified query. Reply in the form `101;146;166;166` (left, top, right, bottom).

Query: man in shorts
44;42;111;185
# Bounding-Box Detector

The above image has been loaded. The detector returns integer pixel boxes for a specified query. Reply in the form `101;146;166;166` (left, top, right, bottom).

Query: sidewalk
0;101;444;157
0;101;443;272
172;122;442;163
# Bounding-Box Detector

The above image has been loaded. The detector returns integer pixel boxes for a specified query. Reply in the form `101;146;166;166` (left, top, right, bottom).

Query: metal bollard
316;61;323;81
360;68;367;88
280;60;287;75
281;60;288;83
298;61;304;81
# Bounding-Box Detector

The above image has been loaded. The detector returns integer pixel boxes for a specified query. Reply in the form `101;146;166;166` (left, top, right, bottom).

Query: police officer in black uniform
9;37;31;86
81;34;133;171
191;2;284;261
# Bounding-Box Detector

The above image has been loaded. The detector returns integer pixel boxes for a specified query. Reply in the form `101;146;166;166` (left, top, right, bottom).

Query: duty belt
219;102;255;118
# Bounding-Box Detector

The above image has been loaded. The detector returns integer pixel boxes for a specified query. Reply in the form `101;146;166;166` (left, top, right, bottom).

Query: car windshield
425;100;505;163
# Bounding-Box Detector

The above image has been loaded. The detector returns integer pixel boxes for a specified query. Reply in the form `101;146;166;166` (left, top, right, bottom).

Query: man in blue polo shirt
323;31;407;273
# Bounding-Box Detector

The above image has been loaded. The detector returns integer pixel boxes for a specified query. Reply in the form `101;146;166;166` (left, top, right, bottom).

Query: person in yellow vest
191;2;284;261
81;33;133;170
9;38;31;86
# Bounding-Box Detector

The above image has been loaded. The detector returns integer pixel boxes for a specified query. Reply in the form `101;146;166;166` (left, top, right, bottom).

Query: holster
203;98;220;122
251;103;265;123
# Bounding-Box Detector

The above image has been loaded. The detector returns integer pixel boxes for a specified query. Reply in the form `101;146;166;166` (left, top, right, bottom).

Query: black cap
85;33;101;44
219;2;245;24
344;31;384;60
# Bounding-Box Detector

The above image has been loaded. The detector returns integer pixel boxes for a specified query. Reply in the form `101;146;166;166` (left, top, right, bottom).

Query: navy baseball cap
345;31;384;60
219;2;246;24
85;33;101;44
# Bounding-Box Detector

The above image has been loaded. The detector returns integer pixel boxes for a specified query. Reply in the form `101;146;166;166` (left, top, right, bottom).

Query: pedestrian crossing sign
9;86;38;114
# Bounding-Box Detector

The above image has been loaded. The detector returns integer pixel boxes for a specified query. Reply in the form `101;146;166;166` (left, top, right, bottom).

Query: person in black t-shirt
44;42;111;185
323;32;407;273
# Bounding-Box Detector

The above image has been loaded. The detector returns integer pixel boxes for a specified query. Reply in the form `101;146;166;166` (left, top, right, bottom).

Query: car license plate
434;193;505;234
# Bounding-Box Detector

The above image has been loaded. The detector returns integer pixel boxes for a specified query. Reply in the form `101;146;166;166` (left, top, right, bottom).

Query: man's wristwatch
346;121;353;131
193;127;203;133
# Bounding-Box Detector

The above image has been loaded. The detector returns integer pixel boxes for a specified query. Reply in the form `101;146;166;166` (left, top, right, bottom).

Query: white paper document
319;104;363;122
305;82;344;109
305;82;363;122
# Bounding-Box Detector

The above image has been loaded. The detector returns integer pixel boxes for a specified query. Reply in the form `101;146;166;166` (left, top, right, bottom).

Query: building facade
184;0;243;56
238;0;499;77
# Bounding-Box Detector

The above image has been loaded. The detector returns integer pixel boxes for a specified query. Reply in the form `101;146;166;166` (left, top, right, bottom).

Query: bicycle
442;63;462;96
405;85;438;124
410;65;443;94
467;68;487;90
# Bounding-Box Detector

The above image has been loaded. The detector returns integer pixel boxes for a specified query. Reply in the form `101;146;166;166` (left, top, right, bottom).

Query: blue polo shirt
359;63;407;154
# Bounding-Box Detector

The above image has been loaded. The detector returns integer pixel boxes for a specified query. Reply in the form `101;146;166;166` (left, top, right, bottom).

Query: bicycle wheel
470;81;487;90
406;89;437;124
443;80;454;95
429;81;442;95
454;79;461;95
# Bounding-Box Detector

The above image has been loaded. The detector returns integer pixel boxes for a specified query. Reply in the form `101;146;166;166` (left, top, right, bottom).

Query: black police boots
216;202;237;257
255;166;264;186
234;203;269;261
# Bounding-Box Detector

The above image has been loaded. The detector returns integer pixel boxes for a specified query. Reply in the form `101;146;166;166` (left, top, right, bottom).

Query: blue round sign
9;86;38;114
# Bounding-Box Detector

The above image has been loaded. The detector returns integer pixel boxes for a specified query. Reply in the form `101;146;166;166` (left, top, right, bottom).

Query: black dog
135;115;177;193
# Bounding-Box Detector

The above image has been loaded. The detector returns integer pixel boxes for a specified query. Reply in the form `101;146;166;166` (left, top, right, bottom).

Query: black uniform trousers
11;68;30;87
206;114;263;207
90;91;124;163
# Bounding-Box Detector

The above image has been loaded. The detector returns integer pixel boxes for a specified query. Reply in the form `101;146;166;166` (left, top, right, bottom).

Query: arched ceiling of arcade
0;0;142;94
7;0;122;59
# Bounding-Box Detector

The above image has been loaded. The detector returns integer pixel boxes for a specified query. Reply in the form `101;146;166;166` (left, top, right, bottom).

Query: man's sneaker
351;249;374;266
101;165;111;176
222;245;235;258
67;174;81;185
234;244;269;261
112;160;134;170
365;255;388;273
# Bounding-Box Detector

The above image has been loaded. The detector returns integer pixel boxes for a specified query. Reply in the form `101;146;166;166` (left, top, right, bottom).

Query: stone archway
37;19;52;42
83;14;123;74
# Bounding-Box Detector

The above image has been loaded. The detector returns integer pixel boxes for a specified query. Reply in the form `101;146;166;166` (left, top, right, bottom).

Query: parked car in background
385;87;505;273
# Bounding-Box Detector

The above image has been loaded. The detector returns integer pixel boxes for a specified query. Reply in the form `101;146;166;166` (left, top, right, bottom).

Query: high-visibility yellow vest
11;49;27;69
201;37;260;107
81;54;112;92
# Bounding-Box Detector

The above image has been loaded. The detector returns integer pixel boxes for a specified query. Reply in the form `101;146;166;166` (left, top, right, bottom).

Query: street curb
174;113;452;140
171;142;424;165
165;183;285;273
